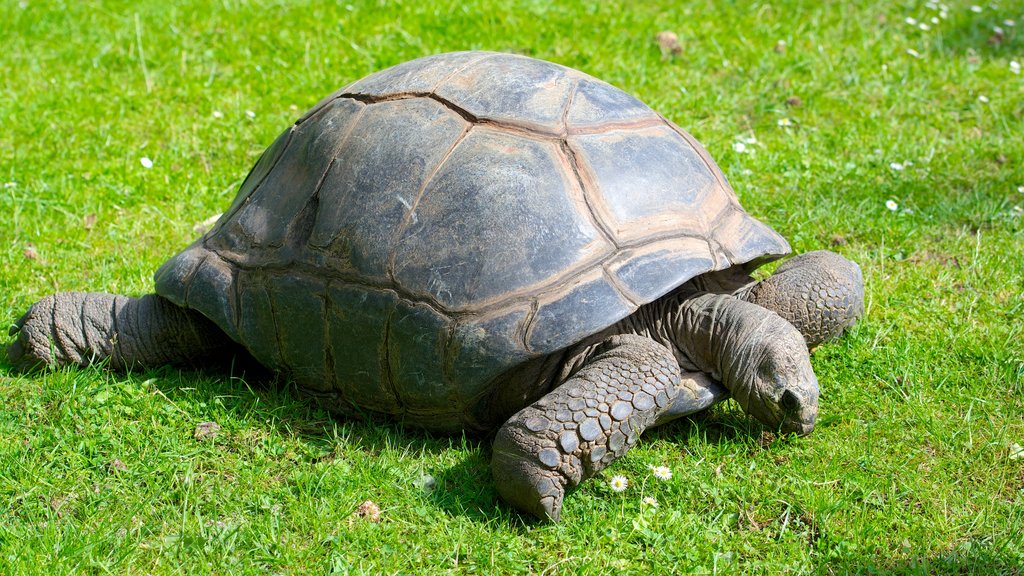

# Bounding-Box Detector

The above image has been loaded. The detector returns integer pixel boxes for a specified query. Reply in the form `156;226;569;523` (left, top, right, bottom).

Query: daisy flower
651;465;673;481
609;475;628;492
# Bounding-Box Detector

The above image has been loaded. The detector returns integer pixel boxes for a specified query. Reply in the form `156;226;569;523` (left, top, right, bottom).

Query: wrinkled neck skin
546;283;818;436
612;287;818;435
665;292;772;393
610;288;766;383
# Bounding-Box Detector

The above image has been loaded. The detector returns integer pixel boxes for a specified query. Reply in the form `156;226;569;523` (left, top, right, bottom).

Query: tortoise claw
491;427;566;523
9;310;27;337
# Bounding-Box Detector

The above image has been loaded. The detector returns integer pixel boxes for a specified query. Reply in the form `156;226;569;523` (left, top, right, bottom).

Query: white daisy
609;475;628;492
1009;443;1024;460
651;465;673;480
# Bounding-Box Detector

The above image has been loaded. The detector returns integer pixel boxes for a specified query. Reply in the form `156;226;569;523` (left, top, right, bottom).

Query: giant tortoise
7;51;864;521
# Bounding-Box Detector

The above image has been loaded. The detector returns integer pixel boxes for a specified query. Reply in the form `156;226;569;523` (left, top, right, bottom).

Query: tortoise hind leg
738;250;864;348
491;334;681;522
7;292;232;371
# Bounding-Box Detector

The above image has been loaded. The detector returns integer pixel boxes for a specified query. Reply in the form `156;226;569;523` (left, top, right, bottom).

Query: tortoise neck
610;290;697;371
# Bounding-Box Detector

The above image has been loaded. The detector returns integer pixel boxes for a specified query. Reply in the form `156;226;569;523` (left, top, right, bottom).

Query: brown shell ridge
340;90;669;140
212;249;451;318
264;276;288;373
318;288;335;394
599;265;642;309
558;138;620;250
690;180;721;272
209;218;734;324
339;91;566;140
559;79;580;129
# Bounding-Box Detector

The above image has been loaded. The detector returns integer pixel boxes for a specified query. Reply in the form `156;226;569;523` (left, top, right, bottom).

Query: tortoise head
736;326;820;436
749;334;819;432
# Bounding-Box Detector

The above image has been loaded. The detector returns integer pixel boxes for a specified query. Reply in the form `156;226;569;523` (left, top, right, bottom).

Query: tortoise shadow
150;354;765;526
926;9;1022;59
0;349;760;527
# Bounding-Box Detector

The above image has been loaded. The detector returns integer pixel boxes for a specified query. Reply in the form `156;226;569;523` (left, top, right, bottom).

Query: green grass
2;0;1023;573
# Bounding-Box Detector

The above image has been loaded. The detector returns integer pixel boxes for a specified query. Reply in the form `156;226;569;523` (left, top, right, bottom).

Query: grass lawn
2;0;1022;573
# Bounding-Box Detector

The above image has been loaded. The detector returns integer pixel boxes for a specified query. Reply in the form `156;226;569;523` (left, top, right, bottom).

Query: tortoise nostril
781;389;801;411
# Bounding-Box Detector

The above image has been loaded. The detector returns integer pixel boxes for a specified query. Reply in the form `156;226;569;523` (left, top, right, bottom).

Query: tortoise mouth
773;375;819;436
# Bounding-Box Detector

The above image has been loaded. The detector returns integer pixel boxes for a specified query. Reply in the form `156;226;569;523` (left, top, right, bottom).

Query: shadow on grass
928;11;1022;59
819;545;1024;575
0;347;769;528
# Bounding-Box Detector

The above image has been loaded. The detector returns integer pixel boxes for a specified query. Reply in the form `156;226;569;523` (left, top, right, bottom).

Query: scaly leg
738;250;864;348
7;292;230;371
491;334;681;522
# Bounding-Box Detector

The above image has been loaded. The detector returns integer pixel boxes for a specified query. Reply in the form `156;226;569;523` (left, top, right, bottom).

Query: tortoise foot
491;335;681;522
740;250;864;348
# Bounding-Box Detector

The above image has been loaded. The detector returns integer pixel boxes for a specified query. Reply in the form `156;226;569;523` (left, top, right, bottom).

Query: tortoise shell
153;51;790;431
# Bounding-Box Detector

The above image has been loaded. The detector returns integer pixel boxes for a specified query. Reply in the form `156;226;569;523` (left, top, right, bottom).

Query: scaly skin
491;292;818;522
738;250;864;348
491;334;681;521
7;292;229;371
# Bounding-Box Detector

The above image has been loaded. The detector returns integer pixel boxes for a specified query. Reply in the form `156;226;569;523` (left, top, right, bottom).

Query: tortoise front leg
737;250;864;348
491;334;681;522
7;292;231;371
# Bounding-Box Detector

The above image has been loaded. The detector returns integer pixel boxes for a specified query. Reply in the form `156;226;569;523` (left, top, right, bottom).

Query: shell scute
570;124;719;243
306;97;468;281
392;127;609;310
